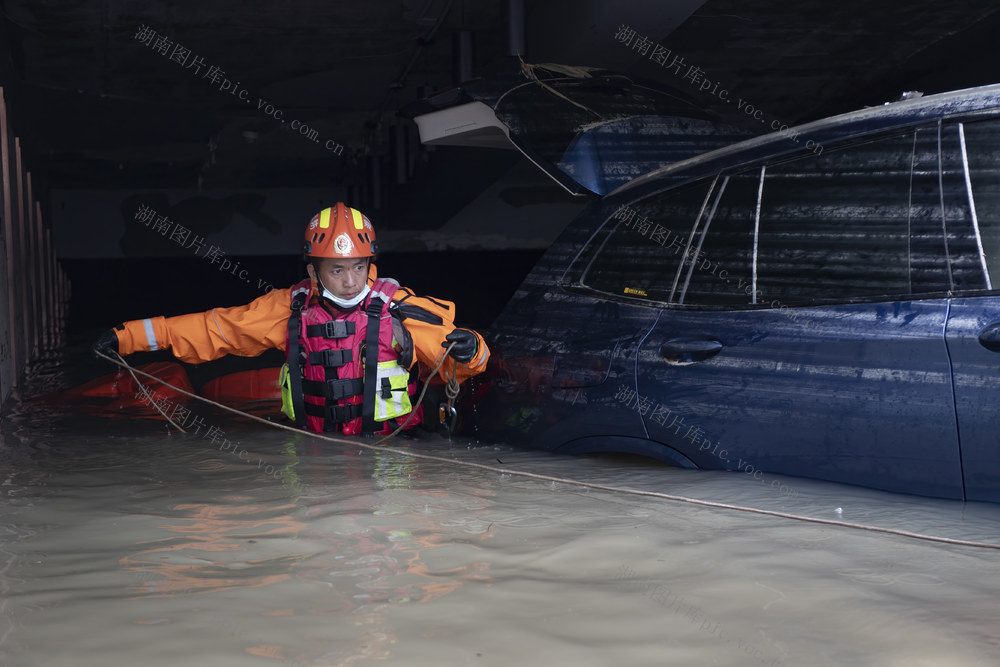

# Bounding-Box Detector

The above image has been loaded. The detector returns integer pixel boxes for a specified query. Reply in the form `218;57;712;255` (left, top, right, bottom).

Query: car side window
956;119;1000;290
571;127;967;308
573;180;713;302
754;132;917;305
676;172;759;306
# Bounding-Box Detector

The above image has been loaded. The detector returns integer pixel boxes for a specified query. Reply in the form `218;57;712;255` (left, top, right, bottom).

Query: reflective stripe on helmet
349;207;364;230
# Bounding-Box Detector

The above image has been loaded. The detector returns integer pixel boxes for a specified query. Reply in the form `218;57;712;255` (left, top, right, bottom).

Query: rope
116;353;187;432
369;342;457;445
438;356;461;437
93;350;1000;551
445;358;461;403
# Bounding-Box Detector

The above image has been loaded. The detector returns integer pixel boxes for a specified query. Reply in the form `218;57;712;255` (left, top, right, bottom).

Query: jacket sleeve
116;288;293;364
391;286;490;385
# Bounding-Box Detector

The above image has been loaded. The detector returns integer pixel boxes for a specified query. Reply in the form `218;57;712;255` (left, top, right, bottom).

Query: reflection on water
120;501;307;599
2;355;1000;665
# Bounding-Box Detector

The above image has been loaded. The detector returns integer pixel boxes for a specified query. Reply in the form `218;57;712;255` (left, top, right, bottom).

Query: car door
942;118;1000;503
947;298;1000;502
475;203;662;453
609;127;964;498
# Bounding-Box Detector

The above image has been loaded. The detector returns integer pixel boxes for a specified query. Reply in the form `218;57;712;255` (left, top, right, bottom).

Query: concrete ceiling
1;0;512;192
2;0;1000;196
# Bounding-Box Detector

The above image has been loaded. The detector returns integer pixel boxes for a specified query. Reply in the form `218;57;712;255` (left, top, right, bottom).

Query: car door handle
659;338;723;365
978;322;1000;352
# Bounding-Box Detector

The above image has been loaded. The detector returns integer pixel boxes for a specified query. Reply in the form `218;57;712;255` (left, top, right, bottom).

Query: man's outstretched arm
102;288;292;364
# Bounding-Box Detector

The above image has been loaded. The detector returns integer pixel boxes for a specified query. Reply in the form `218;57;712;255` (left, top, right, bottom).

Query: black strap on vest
286;292;309;429
304;401;363;429
307;349;352;367
302;377;363;401
360;295;384;436
305;320;355;339
380;376;394;399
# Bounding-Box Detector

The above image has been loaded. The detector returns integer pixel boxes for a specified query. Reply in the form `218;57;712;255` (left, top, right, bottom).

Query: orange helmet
302;203;378;259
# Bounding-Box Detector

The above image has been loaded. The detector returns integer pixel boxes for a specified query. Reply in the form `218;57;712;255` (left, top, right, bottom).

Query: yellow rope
93;350;1000;551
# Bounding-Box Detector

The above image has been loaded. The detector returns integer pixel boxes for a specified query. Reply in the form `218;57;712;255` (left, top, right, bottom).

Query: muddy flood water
2;351;1000;666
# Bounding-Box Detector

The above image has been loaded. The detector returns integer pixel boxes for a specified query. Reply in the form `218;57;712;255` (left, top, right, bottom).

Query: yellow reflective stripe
374;361;411;421
279;363;295;421
350;207;364;230
319;207;332;229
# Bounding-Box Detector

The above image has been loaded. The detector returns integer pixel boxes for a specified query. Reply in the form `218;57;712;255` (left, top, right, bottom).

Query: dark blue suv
412;74;1000;503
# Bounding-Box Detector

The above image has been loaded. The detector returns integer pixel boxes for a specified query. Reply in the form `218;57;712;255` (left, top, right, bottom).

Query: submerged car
416;79;1000;503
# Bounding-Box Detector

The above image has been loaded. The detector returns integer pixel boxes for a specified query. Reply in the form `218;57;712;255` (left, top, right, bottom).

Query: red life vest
284;277;422;435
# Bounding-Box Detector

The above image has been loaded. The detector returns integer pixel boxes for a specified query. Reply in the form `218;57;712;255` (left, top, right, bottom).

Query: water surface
2;353;999;666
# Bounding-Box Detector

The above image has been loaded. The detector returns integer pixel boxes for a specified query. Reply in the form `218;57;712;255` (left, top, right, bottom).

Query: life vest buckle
308;348;352;367
322;320;355;339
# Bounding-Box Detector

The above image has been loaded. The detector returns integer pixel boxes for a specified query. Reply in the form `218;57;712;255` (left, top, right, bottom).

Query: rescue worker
94;202;489;436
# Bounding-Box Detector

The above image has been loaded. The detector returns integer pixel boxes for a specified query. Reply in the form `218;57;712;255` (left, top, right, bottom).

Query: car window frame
562;118;1000;309
562;175;720;305
954;119;995;290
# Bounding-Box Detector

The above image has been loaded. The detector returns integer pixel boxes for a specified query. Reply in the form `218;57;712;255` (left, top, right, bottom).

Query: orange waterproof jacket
115;265;490;386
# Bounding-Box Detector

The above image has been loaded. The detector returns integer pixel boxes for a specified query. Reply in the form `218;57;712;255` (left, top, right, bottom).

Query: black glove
443;328;478;363
94;326;122;359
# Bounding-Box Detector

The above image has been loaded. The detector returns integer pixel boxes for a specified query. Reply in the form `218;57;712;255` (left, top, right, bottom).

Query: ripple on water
1;374;1000;666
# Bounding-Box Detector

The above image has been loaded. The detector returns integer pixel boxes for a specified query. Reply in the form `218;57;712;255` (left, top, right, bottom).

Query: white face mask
321;283;370;309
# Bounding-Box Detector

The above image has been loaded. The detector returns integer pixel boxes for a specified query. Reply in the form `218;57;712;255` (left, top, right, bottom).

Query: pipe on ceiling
452;30;474;84
508;0;524;57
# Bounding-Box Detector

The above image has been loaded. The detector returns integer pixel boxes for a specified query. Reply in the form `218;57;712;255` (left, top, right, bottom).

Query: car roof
614;82;1000;196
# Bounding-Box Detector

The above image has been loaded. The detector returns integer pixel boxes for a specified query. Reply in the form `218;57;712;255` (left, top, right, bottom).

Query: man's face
308;257;370;300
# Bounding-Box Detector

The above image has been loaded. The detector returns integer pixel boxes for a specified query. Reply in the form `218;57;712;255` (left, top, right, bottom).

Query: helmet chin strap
318;279;370;309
